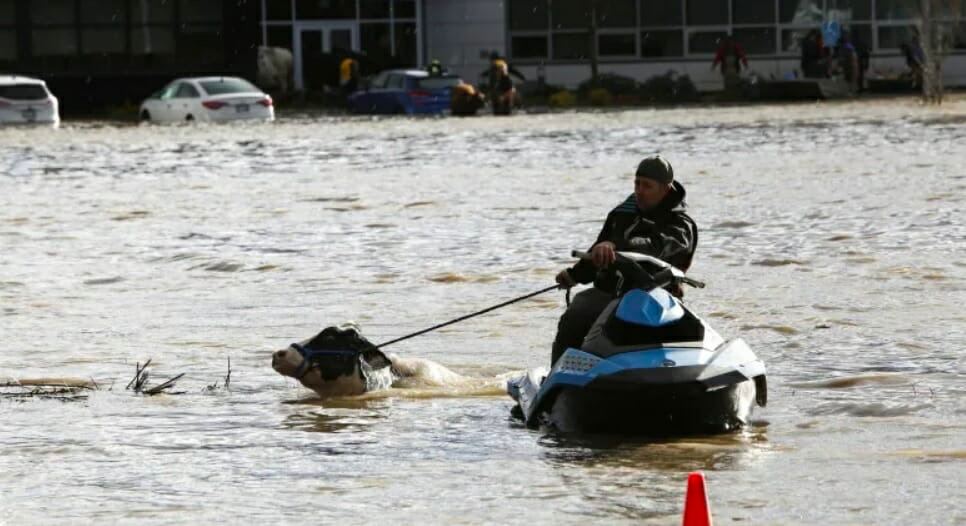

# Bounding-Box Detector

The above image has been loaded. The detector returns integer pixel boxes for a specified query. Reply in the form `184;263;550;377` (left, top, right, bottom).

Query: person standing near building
711;35;748;94
339;55;360;97
480;51;525;113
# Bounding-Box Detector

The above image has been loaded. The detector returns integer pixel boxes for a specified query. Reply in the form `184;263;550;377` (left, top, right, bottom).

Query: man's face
634;177;670;210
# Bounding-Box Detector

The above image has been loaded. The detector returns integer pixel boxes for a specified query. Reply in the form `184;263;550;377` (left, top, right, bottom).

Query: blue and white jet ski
508;251;767;434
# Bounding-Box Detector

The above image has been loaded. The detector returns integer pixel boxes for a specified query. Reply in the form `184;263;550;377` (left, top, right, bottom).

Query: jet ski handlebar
571;250;705;289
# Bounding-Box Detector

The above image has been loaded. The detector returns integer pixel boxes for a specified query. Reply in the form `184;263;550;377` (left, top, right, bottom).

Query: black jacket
568;181;697;294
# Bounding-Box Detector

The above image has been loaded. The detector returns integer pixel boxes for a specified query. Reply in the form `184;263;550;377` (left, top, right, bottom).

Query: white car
0;75;60;127
139;76;274;123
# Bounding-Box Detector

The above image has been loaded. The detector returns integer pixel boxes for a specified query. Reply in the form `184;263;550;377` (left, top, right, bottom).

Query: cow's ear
361;349;392;370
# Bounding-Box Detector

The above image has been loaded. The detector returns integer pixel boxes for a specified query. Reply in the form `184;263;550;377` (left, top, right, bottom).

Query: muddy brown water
1;98;964;524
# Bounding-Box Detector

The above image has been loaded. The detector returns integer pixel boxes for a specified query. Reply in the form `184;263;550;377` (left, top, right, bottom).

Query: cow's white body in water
256;46;293;94
271;324;464;398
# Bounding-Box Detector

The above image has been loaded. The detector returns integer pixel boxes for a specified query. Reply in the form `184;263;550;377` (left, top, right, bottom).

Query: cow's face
271;344;368;396
272;327;394;397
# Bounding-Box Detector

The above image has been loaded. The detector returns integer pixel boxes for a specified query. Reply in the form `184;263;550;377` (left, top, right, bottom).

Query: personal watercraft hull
508;341;767;434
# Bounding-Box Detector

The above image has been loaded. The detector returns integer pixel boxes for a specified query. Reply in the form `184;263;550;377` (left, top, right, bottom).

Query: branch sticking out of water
204;356;232;392
127;358;185;396
1;379;96;401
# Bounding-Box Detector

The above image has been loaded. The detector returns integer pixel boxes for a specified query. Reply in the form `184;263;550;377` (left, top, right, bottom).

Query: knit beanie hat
635;156;674;184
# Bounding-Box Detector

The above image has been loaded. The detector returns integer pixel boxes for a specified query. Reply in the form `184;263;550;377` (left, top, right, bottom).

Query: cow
271;323;465;398
256;46;294;95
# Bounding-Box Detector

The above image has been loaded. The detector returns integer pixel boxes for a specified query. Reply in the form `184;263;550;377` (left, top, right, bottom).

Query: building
260;0;966;92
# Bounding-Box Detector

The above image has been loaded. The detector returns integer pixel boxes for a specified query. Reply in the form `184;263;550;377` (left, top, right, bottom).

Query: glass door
293;21;359;91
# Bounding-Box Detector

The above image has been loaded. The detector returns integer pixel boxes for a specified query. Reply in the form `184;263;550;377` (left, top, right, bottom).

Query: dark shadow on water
279;396;391;433
532;423;770;473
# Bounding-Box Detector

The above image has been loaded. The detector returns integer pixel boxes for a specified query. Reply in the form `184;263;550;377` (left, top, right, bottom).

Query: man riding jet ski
508;251;767;434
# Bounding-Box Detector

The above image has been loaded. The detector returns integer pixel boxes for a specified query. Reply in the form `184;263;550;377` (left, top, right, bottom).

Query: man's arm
567;212;615;284
632;213;697;271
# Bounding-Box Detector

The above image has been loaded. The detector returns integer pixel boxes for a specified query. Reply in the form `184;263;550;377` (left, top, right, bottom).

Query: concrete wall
424;0;506;84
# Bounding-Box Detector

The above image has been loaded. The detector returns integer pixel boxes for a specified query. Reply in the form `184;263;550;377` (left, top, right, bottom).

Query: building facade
261;0;966;91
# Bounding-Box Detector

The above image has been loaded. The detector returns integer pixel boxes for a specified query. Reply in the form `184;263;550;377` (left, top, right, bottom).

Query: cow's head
272;323;394;397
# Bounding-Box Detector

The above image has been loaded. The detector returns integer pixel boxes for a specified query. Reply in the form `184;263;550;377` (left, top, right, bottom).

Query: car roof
381;69;460;78
0;75;46;86
169;76;254;84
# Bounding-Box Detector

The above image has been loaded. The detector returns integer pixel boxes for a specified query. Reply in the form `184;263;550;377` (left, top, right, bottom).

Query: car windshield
417;77;462;90
0;84;48;101
199;78;260;95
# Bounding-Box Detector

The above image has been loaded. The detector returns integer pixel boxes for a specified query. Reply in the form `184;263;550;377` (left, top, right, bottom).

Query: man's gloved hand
591;241;617;268
555;269;577;289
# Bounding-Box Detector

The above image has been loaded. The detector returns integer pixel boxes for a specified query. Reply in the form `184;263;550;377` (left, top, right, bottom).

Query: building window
395;0;416;18
31;0;75;24
0;0;14;62
296;0;355;19
265;25;292;50
394;22;417;65
80;0;126;24
130;0;174;56
641;2;682;26
178;25;223;66
553;32;589;59
688;30;728;53
732;27;776;54
0;29;16;61
361;21;391;62
827;0;872;21
779;0;821;24
510;0;548;30
877;24;916;49
511;35;548;58
360;0;390;19
32;28;79;55
180;1;223;23
875;0;916;20
641;30;683;57
132;26;175;54
597;0;636;28
686;0;728;26
781;28;812;53
847;24;873;49
733;0;775;24
131;0;174;23
553;0;591;30
0;0;13;21
82;28;126;53
264;0;293;20
599;33;636;56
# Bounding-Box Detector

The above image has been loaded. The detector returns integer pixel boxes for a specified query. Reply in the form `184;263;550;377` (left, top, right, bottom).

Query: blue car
348;69;463;115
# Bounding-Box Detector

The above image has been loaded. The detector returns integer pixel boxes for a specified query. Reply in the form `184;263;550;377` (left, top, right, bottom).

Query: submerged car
348;69;463;115
139;76;274;123
0;75;60;127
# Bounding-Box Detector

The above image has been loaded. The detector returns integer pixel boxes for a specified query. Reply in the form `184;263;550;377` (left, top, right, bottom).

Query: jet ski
508;251;767;434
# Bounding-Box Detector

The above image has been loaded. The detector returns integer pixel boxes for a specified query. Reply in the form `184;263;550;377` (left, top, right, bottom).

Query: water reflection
536;426;771;473
279;399;390;434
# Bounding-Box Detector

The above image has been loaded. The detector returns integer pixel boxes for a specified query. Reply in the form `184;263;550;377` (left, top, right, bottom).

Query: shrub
639;71;699;103
549;90;577;107
577;73;640;97
588;87;613;106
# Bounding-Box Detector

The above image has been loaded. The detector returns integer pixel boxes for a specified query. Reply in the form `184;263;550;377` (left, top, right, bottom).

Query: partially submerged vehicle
508;251;767;434
0;75;60;127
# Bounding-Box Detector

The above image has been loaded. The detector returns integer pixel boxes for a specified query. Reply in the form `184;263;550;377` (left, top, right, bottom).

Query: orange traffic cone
682;471;713;526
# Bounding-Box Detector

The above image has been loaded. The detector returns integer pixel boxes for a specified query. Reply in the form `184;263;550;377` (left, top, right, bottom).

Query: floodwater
1;98;964;525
